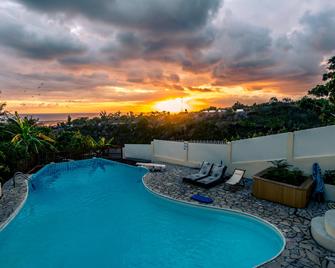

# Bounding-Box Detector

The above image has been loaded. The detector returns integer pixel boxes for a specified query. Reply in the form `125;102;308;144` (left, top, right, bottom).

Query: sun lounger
193;164;227;188
136;162;166;171
224;169;246;189
183;162;213;183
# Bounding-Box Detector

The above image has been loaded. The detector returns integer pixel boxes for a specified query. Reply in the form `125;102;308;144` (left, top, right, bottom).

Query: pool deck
0;176;28;230
143;164;335;268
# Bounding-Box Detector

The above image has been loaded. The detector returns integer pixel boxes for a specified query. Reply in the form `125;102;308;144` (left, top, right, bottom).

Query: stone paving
0;176;28;230
143;164;335;268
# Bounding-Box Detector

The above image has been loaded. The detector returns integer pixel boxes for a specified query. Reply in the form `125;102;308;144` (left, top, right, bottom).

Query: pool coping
141;171;286;268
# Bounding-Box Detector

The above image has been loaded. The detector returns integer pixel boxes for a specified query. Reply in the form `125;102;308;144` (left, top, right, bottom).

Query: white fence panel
294;125;335;158
232;133;288;163
153;140;186;161
123;144;152;161
124;125;335;175
188;143;229;165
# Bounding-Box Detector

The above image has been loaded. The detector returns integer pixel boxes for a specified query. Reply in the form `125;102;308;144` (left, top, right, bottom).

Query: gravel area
143;164;335;268
0;176;28;230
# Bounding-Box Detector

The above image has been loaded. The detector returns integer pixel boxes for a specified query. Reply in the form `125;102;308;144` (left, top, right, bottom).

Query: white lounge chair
136;162;166;172
225;169;246;188
183;161;213;183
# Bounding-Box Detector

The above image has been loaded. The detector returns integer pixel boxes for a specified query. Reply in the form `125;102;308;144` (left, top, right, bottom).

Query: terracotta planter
325;184;335;202
253;168;314;208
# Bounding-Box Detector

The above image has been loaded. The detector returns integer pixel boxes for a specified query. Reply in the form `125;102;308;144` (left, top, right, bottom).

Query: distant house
234;108;247;119
202;109;227;114
235;109;245;114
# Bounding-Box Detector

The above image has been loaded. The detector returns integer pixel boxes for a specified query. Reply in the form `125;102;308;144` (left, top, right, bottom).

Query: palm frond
37;133;55;143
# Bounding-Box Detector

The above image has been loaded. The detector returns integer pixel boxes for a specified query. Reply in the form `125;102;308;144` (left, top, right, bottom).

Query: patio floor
0;176;28;230
143;164;335;268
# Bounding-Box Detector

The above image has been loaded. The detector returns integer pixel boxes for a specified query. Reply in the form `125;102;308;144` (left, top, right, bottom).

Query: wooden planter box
253;168;314;208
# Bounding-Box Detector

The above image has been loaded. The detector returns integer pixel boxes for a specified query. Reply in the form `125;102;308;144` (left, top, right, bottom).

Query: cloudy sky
0;0;335;113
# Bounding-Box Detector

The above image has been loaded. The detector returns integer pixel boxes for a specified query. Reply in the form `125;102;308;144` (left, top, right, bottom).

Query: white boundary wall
123;125;335;176
153;140;187;164
188;143;229;165
294;125;335;158
123;144;153;161
232;133;288;163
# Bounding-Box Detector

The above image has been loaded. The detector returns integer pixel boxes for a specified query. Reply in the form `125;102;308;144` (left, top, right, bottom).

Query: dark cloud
127;70;145;83
170;85;184;91
17;0;221;33
0;16;86;60
298;9;335;52
98;27;217;69
226;23;272;61
148;69;164;81
168;74;180;83
186;87;214;92
0;70;113;95
245;86;263;91
58;54;98;66
210;7;335;88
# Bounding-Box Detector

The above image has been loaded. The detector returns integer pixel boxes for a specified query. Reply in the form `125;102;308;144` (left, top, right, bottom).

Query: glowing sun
154;98;191;113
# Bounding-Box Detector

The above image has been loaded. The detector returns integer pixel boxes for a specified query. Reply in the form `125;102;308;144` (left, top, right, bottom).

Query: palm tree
94;137;114;156
5;112;55;155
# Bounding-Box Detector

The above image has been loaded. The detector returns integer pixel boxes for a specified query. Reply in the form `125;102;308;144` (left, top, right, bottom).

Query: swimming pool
0;158;284;267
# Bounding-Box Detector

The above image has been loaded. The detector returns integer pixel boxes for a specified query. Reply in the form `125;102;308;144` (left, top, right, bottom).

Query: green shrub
262;160;308;186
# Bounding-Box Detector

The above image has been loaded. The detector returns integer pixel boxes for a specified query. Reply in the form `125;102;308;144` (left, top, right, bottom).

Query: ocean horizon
21;113;99;124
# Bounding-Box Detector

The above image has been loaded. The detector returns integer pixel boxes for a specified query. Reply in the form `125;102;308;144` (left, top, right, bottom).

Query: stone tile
0;176;28;229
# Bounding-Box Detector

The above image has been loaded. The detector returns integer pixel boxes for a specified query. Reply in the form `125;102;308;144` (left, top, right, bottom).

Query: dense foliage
262;160;308;186
309;56;335;104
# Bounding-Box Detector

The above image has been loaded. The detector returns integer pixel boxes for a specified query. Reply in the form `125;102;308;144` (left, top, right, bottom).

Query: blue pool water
0;159;284;267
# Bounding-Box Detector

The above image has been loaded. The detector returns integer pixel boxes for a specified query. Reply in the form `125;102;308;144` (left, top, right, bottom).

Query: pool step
311;211;335;252
325;210;335;239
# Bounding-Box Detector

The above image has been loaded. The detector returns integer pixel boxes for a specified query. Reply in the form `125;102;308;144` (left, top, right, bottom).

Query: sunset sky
0;0;335;113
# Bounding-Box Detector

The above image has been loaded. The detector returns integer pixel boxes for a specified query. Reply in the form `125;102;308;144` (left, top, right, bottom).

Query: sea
21;113;98;126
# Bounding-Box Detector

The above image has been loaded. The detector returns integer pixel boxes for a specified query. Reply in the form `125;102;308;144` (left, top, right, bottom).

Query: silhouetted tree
309;56;335;104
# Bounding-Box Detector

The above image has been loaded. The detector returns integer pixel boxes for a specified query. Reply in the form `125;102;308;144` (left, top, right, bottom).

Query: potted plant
253;160;314;208
324;170;335;202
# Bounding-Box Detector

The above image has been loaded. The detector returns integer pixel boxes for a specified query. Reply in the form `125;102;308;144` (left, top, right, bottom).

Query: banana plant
94;137;114;156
